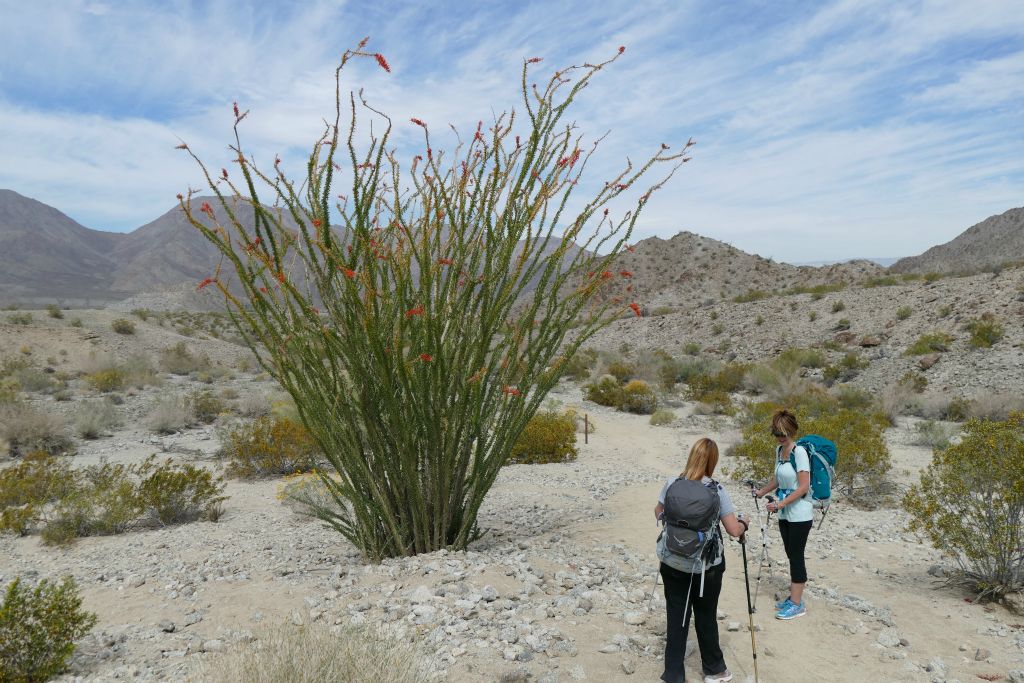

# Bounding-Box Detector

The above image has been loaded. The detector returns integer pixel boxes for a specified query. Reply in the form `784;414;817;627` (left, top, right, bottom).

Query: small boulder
918;353;941;370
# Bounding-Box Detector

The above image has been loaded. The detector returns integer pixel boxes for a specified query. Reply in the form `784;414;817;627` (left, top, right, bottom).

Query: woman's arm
768;471;810;512
654;502;664;521
721;512;748;538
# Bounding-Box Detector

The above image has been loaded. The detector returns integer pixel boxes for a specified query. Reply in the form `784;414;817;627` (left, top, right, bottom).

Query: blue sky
0;0;1021;262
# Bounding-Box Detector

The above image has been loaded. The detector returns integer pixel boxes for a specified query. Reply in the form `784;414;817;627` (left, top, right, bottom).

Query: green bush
808;311;818;322
605;360;635;383
584;376;624;408
904;413;1024;600
74;398;121;439
86;368;127;392
0;576;97;682
823;352;869;385
220;417;321;478
833;318;851;331
508;409;578;464
130;308;150;321
937;304;952;318
559;348;597;381
45;304;63;319
188;389;226;424
897;370;928;394
913;420;957;450
733;289;772;303
649;409;676;426
619;380;658;414
69;318;83;328
12;368;54;393
6;313;32;326
686;362;748;403
136;457;226;526
43;460;143;544
111;318;136;335
864;276;901;288
776;347;826;369
0;452;76;536
833;385;874;411
831;301;845;313
146;393;194;434
896;306;912;320
683;342;701;356
966;313;1004;348
905;332;953;355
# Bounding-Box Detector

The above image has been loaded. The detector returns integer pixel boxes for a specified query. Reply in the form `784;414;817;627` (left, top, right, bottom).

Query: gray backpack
662;478;721;565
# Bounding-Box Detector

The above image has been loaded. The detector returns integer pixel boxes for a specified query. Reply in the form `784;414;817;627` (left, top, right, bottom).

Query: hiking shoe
775;597;794;611
776;600;806;620
704;670;733;683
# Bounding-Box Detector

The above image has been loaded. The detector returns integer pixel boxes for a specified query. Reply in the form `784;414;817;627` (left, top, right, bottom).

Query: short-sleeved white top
775;445;813;523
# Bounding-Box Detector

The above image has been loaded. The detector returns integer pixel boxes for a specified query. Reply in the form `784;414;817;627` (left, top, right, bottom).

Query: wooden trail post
584;413;589;444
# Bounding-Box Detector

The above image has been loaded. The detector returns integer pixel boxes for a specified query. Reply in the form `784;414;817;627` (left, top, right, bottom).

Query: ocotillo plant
178;40;691;560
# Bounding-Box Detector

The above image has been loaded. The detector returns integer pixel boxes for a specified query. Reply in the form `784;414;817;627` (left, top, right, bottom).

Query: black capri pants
778;519;812;583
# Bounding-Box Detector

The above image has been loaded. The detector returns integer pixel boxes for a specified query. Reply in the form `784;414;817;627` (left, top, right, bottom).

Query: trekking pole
751;495;774;611
740;532;760;683
646;566;660;611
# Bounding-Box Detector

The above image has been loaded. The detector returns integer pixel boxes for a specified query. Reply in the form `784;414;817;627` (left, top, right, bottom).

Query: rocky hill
891;206;1024;274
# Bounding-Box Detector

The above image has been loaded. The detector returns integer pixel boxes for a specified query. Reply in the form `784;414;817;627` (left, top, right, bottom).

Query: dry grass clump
145;393;194;434
74;398;121;439
219;417;321;478
0;402;73;457
649;409;676;426
966;313;1004;349
122;352;160;388
967;392;1024;421
235;391;272;418
111;318;136;335
158;342;211;375
905;332;953;355
913;420;958;450
198;624;433;683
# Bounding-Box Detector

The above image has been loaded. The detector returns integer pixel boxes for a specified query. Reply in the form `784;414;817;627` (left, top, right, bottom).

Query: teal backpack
795;434;837;507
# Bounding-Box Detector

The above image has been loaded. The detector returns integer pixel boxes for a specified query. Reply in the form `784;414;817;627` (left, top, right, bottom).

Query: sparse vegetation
831;301;845;313
0;402;73;457
219;416;321;478
833;318;851;331
905;332;953;355
508;409;579;464
111;318;136;335
158;342;211;375
187;389;226;424
966;313;1004;349
74;398;121;439
145;393;194;434
86;367;127;392
649;409;676;426
897;370;928;393
896;305;912;320
913;419;957;450
0;575;98;682
619;379;658;415
823;352;869;385
46;304;63;319
904;413;1024;600
6;312;32;325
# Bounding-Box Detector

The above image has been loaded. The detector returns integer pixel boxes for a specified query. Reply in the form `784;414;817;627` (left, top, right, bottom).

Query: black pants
660;560;727;683
778;519;812;584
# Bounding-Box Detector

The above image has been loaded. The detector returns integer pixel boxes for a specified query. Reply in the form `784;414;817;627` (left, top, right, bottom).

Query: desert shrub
937;304;952;318
74;399;121;439
188;389;226;424
508;409;578;464
649;409;676;426
896;306;912;320
136;457;226;525
0;357;31;380
130;308;150;321
122;352;160;388
923;271;944;283
966;313;1004;349
711;322;725;335
875;381;915;425
111;318;135;335
833;385;874;411
158;342;210;375
897;370;928;394
833;318;851;331
733;289;772;303
729;401;889;500
236;391;272;418
686;362;748;402
145;393;194;434
913;420;957;450
808;311;818;322
619;380;658;415
823;352;869;385
43;460;143;543
864;275;901;288
220;417;321;478
652;306;676;315
776;347;826;369
0;403;73;457
0;452;76;536
743;363;814;407
911;394;971;422
683;342;701;356
967;392;1024;421
45;304;63;319
0;576;97;682
86;368;127;392
12;367;54;393
755;314;764;326
584;376;624;408
6;313;32;325
692;390;735;416
69;318;82;327
905;332;953;355
605;360;635;383
783;282;846;297
904;413;1024;600
831;301;845;313
559;348;597;381
198;623;432;683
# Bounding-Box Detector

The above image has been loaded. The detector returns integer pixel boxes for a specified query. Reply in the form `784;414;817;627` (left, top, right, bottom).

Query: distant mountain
890;207;1024;274
793;257;902;268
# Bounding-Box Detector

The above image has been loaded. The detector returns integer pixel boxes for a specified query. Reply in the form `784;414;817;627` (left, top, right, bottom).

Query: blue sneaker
775;597;794;611
776;600;806;620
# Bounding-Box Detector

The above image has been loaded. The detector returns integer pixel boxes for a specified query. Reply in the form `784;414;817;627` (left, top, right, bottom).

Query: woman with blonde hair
753;408;812;620
654;438;748;683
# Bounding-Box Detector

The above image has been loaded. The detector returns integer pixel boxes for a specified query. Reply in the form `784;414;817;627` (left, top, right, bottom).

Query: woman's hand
654;502;664;522
766;500;783;513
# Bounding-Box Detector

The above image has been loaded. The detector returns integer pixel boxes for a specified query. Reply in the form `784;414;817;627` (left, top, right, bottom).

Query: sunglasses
771;430;787;438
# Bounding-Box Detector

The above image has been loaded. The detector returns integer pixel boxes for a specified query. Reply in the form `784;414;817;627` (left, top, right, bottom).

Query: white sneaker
704;670;733;683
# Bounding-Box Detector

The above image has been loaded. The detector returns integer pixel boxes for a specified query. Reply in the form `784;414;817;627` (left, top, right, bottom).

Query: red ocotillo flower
341;267;356;279
437;258;453;266
600;270;613;280
311;219;322;228
175;143;188;150
221;168;229;179
502;386;522;396
246;237;262;252
620;270;633;278
411;117;426;127
176;193;183;200
258;287;268;294
275;271;286;284
626;244;635;252
526;57;542;64
405;305;424;318
419;353;433;362
197;277;215;291
374;53;391;72
618;45;625;54
232;102;239;117
200;202;213;216
629;302;642;317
